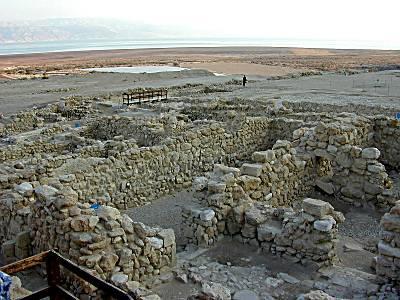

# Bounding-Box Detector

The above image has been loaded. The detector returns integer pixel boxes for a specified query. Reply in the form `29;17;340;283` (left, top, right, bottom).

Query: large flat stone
302;198;334;217
240;163;263;177
361;148;381;159
378;241;400;258
315;180;334;195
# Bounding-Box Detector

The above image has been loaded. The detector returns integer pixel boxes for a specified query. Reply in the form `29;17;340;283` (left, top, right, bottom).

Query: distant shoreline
1;46;399;76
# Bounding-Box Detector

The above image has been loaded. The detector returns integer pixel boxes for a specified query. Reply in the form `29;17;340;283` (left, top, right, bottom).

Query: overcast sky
2;0;399;46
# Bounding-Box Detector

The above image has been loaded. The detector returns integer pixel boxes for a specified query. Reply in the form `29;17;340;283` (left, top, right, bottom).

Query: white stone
97;206;120;221
233;290;259;300
34;185;58;201
15;182;33;195
148;237;164;249
361;148;380;159
157;228;175;247
277;272;300;284
111;273;128;286
303;198;334;217
378;241;400;258
193;176;208;191
201;282;231;300
313;218;336;232
200;209;215;222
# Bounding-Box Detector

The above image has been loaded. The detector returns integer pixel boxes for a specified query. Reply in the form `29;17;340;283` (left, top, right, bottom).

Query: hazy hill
0;18;183;43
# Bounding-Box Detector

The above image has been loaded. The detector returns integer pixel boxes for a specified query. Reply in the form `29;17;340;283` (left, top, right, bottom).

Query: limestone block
233;290;259;300
252;150;275;163
238;175;261;191
272;140;291;151
381;214;400;232
367;163;386;173
315;180;334;195
245;207;267;226
378;241;400;258
148;237;163;249
335;153;353;168
200;209;216;222
55;187;78;210
361;148;381;159
193;176;208;191
364;181;383;195
120;215;134;234
208;181;226;193
34;185;58;201
97;206;120;221
15;231;31;249
257;223;282;242
341;185;364;199
200;281;231;300
313;218;336;232
302;198;334;217
214;164;240;177
14;246;29;259
15;182;33;196
241;163;263;177
100;253;119;272
111;272;129;287
241;223;257;238
157;229;175;247
2;240;15;258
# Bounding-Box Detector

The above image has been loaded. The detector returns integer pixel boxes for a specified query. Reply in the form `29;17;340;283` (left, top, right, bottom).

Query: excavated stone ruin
0;97;399;299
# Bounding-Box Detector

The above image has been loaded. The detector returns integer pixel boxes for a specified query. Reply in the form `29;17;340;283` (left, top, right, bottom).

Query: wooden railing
122;89;167;105
0;250;134;300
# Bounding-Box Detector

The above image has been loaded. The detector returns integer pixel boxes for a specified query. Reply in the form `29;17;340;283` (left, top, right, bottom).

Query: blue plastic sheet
0;271;12;300
90;203;101;210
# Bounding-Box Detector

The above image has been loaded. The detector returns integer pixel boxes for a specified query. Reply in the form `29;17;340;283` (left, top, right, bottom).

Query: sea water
1;38;398;56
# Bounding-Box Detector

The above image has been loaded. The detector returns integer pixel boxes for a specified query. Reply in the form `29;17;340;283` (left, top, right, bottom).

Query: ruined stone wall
0;141;67;163
376;200;400;284
284;101;399;117
41;118;276;209
185;160;343;266
0;98;94;137
84;116;166;146
373;117;400;169
0;185;32;247
182;140;315;245
1;184;177;293
293;119;396;208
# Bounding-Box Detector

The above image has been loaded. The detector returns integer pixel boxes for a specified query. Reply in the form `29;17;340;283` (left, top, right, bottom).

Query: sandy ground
181;62;308;76
1;69;400;116
1;47;400;73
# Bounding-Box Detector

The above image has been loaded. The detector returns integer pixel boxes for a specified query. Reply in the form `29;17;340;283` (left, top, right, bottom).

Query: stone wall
185;161;344;266
376;200;400;284
374;117;400;169
0;183;177;297
0;184;32;245
83;115;187;147
182;139;315;245
284;101;400;117
0;97;94;137
293;120;396;208
43;118;276;209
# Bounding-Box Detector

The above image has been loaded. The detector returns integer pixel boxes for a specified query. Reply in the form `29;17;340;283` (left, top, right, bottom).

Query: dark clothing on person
242;75;247;87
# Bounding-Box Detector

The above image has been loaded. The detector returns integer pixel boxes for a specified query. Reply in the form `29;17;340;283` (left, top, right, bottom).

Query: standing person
242;75;247;87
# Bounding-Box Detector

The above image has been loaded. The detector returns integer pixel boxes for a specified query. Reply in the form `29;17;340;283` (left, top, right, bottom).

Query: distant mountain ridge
0;18;182;43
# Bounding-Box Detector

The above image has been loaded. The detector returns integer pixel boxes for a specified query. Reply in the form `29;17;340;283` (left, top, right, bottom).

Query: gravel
124;189;201;245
